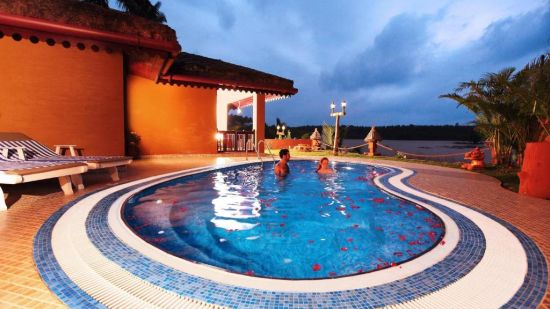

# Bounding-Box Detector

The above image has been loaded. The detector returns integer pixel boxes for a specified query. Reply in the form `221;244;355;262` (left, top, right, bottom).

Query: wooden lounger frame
0;162;88;211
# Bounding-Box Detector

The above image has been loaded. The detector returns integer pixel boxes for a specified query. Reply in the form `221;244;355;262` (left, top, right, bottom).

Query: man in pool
275;149;290;177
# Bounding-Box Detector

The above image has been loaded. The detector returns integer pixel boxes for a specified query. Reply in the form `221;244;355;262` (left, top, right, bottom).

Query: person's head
317;157;329;171
279;149;290;160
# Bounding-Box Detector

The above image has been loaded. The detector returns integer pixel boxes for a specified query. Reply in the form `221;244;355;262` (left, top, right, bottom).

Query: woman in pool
316;157;334;174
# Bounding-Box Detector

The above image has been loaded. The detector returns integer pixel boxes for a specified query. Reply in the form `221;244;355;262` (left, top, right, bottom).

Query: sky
158;0;550;126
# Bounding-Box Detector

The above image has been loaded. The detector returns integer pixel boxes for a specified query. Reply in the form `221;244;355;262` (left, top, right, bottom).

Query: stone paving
0;156;548;308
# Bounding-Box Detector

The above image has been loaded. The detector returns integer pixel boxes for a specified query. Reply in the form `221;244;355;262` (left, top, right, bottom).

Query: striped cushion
0;140;57;161
28;156;130;163
0;160;77;171
0;138;130;165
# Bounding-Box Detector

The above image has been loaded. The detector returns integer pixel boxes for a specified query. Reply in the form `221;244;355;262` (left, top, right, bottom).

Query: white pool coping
49;159;528;308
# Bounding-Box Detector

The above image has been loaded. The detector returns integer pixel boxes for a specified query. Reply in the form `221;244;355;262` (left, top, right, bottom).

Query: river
341;139;490;163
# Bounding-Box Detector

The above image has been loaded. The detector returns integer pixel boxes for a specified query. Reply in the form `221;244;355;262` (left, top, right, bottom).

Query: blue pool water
123;161;444;279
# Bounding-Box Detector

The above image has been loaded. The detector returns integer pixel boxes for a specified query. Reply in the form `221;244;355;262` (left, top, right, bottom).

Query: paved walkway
0;157;548;308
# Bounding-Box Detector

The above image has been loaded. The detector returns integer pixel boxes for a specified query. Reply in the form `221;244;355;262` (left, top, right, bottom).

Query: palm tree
519;53;550;140
81;0;166;23
440;53;550;166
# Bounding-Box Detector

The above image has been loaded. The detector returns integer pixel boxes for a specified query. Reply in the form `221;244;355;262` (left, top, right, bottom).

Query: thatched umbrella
364;126;382;156
310;128;321;150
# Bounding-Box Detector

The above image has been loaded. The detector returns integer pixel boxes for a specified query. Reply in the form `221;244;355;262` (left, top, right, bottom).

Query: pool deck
0;156;548;308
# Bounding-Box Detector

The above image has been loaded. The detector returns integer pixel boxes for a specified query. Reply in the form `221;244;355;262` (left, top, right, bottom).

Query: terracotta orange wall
126;75;217;154
0;35;124;155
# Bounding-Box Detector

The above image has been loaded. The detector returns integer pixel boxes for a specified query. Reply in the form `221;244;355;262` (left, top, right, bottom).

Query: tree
81;0;166;23
440;53;550;166
321;122;347;150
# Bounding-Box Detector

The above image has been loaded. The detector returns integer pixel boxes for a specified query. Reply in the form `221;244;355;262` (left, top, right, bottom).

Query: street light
330;100;347;155
276;124;286;139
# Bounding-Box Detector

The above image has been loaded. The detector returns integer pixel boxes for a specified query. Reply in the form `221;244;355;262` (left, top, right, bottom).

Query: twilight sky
159;0;549;126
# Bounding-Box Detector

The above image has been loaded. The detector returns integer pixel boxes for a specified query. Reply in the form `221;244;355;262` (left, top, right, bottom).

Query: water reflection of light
211;172;261;219
211;170;262;231
342;166;354;170
322;174;346;214
210;218;259;231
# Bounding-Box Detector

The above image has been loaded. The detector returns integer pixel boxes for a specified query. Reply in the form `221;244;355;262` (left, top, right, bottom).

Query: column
253;93;266;153
216;99;229;131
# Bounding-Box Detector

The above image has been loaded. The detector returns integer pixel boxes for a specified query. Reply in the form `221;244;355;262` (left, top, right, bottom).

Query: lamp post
276;124;286;139
330;100;347;155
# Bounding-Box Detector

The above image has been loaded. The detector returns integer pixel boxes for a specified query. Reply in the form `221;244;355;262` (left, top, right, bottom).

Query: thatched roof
162;52;298;96
364;126;382;142
0;0;177;43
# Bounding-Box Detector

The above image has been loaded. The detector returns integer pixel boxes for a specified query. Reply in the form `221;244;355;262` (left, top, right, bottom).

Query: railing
217;130;255;152
255;140;276;165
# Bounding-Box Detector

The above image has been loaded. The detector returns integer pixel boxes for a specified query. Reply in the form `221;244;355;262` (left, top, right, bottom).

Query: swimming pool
34;158;547;308
123;161;444;279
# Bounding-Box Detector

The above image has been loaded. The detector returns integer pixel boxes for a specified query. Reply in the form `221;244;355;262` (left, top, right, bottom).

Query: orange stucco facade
126;75;218;155
0;36;124;155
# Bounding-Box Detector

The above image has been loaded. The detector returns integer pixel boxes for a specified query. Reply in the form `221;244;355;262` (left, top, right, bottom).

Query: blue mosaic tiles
84;165;485;308
33;190;106;309
32;162;548;308
401;173;548;308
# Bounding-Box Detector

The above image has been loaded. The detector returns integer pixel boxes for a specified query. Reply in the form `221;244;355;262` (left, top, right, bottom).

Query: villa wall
126;75;217;154
0;35;124;155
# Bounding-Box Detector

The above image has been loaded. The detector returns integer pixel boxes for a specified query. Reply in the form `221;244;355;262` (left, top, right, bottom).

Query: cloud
165;0;236;31
315;2;550;125
162;0;550;125
321;14;433;91
472;7;550;65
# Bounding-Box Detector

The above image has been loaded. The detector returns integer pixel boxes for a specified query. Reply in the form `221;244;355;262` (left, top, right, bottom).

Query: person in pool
316;157;334;174
275;149;290;177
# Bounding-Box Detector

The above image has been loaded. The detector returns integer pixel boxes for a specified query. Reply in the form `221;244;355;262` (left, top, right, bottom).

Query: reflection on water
123;161;445;279
211;170;261;230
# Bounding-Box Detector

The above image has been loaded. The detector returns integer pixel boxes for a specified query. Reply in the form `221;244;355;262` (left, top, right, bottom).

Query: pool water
123;161;444;279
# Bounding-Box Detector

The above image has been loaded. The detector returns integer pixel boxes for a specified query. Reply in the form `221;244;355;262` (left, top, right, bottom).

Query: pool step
53;188;225;309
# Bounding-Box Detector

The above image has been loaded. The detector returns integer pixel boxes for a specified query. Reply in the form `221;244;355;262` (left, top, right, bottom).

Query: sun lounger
0;132;132;182
0;161;88;211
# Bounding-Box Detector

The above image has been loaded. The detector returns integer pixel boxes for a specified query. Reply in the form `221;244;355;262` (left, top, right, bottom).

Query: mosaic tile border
33;190;105;308
403;175;548;308
32;161;547;308
84;164;485;308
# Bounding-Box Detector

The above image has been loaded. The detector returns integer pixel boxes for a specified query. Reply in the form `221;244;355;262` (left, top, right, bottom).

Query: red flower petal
312;264;321;271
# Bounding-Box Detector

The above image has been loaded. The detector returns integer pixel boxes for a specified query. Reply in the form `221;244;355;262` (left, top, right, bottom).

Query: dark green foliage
440;53;550;166
81;0;166;22
264;124;481;141
228;115;253;131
